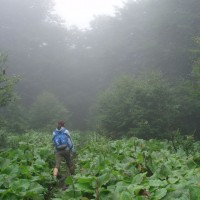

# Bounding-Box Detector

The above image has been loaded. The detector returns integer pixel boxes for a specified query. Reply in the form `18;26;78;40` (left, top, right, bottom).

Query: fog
0;0;200;130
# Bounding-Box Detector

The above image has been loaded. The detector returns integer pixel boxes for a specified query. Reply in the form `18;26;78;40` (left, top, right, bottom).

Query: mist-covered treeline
1;0;200;139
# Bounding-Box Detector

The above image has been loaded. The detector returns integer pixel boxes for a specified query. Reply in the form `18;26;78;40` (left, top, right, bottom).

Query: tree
2;0;200;130
173;37;200;140
0;53;19;107
29;91;71;130
0;100;28;133
94;72;178;139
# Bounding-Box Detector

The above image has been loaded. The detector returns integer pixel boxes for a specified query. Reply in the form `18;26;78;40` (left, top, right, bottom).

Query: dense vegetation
1;1;200;198
0;131;199;200
0;53;19;108
1;0;200;132
1;46;200;139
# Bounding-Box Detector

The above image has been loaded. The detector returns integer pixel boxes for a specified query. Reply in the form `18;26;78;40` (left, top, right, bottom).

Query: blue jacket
52;127;75;152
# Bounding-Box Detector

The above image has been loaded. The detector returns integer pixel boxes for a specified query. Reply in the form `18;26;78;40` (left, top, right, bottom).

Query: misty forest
0;0;200;199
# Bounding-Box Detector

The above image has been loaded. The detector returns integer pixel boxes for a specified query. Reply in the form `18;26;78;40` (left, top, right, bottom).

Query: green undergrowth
0;130;200;199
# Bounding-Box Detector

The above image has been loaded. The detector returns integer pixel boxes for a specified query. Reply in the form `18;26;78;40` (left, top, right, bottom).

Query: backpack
52;129;73;150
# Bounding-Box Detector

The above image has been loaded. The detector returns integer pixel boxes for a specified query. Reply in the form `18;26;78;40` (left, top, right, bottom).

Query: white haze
53;0;125;29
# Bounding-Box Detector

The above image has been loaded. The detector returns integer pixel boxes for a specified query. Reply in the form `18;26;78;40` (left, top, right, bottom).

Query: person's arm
64;129;70;136
65;130;75;153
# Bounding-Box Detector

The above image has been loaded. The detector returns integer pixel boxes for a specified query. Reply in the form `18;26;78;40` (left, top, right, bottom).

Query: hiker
52;120;75;178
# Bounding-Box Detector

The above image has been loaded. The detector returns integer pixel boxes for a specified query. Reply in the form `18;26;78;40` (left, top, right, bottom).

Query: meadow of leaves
0;130;200;200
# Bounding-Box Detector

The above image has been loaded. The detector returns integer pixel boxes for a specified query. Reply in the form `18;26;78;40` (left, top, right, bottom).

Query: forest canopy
0;0;200;139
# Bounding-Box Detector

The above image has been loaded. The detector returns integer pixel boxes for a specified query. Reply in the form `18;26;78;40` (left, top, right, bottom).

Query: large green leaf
148;179;167;187
74;182;94;193
9;179;30;192
163;186;190;200
157;164;171;179
132;173;146;184
77;176;95;184
0;159;11;172
189;185;200;200
186;159;197;169
65;176;74;185
154;188;167;199
95;173;110;187
168;177;179;184
120;191;132;200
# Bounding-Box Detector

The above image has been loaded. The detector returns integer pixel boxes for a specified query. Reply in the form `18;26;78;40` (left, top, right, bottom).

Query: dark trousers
54;149;74;175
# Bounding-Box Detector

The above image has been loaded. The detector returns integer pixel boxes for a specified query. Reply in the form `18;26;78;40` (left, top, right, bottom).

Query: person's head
57;120;65;130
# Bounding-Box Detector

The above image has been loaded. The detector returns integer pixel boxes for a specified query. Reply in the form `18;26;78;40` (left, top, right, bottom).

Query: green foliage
0;131;54;199
171;37;200;140
190;37;200;101
0;100;29;133
29;91;71;130
171;130;196;155
0;130;8;149
71;133;200;200
1;0;200;131
0;53;19;107
2;0;200;130
0;131;200;199
0;53;20;131
94;72;177;139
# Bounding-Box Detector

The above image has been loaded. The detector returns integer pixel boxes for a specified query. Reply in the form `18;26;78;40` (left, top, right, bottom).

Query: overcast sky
53;0;125;29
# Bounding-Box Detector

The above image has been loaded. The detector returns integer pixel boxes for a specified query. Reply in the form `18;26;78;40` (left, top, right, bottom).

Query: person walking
52;120;75;179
